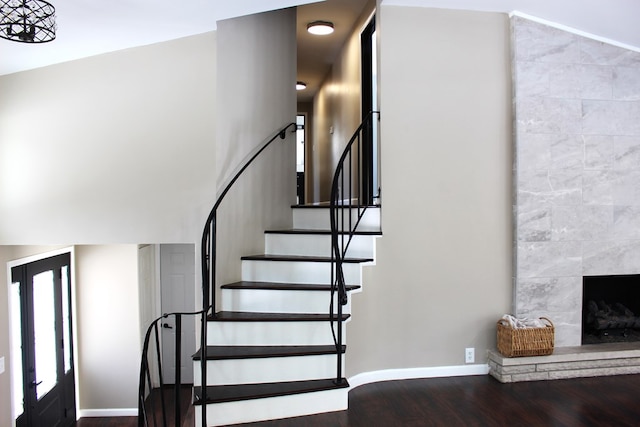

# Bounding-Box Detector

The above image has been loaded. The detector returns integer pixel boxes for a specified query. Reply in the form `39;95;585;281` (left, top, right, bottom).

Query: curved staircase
192;204;380;426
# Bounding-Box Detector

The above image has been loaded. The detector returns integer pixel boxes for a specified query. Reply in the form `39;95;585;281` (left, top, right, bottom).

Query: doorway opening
296;114;306;204
361;14;379;205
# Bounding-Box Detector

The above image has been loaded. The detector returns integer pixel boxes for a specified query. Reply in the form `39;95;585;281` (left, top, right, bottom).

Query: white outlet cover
0;356;4;374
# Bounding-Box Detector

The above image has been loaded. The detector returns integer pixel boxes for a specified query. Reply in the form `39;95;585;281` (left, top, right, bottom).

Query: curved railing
138;310;204;427
329;111;380;383
138;121;297;427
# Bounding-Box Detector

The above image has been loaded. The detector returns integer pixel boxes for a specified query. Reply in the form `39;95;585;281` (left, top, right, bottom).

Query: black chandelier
0;0;55;43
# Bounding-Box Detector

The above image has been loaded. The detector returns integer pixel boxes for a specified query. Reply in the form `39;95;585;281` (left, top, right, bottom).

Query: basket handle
497;316;554;327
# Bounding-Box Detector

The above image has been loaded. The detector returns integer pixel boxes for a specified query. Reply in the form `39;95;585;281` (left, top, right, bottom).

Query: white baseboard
78;408;138;418
77;366;489;419
348;364;490;390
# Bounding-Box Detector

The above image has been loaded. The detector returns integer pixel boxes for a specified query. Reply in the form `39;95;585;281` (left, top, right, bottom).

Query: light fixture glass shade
296;81;307;91
307;21;334;36
0;0;56;43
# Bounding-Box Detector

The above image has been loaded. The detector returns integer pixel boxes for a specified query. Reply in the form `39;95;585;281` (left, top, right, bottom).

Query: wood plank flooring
77;374;640;426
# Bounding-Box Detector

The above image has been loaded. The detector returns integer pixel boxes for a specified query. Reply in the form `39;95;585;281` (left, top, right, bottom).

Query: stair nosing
208;311;350;322
241;254;373;263
292;204;380;209
221;281;360;292
193;378;350;405
192;344;346;361
265;228;381;236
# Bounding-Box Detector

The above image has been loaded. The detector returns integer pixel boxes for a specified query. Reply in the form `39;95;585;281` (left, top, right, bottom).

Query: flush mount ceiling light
296;81;307;91
0;0;56;43
307;21;334;36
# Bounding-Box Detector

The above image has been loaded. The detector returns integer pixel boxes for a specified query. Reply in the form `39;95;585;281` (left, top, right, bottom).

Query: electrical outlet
0;356;4;374
465;348;475;364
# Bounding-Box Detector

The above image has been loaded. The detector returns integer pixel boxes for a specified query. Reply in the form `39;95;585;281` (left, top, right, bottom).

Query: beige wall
0;32;217;245
310;1;376;202
0;246;12;427
346;6;513;374
215;9;297;289
75;245;140;411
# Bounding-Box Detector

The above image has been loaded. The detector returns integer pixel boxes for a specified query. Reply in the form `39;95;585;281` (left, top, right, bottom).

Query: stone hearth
489;342;640;383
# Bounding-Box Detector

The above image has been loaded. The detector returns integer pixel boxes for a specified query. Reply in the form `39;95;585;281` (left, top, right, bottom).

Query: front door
11;253;76;427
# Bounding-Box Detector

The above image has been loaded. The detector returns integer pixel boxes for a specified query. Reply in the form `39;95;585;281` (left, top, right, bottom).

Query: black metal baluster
174;315;182;427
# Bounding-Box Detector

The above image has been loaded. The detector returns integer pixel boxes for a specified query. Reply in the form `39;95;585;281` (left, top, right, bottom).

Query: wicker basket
497;317;554;357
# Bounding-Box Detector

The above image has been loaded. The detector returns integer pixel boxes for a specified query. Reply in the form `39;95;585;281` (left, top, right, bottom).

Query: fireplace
582;274;640;344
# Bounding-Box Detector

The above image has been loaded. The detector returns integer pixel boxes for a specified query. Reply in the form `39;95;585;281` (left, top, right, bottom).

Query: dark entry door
12;253;76;427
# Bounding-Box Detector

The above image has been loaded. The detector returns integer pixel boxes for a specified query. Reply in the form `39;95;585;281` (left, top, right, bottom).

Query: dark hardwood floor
77;374;640;426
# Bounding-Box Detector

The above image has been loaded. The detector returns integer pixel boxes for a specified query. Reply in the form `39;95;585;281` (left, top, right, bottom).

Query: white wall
346;6;513;374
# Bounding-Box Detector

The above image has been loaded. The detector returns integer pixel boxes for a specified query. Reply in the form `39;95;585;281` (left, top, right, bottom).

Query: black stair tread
292;203;380;209
208;311;350;322
264;228;381;236
241;254;373;263
221;281;360;292
193;378;350;405
192;345;346;360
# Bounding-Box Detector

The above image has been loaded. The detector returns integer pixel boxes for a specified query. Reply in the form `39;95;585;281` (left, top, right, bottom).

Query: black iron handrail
198;121;295;426
138;121;296;427
329;111;380;384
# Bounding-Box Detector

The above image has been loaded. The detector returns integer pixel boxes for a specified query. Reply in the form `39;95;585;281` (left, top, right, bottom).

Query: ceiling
1;0;639;100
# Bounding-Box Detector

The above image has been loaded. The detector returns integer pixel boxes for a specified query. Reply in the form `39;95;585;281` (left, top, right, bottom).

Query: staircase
192;204;381;426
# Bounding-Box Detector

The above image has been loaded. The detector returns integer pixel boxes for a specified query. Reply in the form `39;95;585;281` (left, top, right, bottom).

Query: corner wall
347;6;513;375
214;8;297;287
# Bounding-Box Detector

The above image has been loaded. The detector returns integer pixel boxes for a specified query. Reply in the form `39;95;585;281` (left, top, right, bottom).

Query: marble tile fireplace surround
512;16;640;350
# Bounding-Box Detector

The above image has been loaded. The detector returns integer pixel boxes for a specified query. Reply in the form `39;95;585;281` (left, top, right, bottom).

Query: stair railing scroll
138;121;296;427
329;111;380;385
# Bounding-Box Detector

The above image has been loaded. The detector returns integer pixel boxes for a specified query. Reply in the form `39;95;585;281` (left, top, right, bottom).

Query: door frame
7;247;79;426
361;13;377;205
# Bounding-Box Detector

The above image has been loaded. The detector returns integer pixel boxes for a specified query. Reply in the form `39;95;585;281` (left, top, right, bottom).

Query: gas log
586;300;640;331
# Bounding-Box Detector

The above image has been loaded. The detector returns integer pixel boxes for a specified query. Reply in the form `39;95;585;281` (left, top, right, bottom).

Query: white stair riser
195;387;348;427
293;208;380;231
193;354;344;386
207;321;346;346
221;289;350;314
242;260;362;285
265;233;375;258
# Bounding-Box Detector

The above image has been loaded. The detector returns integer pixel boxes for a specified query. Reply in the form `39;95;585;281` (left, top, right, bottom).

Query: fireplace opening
582;274;640;345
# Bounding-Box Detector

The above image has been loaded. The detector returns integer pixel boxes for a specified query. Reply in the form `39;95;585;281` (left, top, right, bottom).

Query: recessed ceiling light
296;81;307;90
307;21;334;36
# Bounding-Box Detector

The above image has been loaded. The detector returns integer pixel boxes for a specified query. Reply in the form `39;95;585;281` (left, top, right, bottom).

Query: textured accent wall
512;16;640;346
